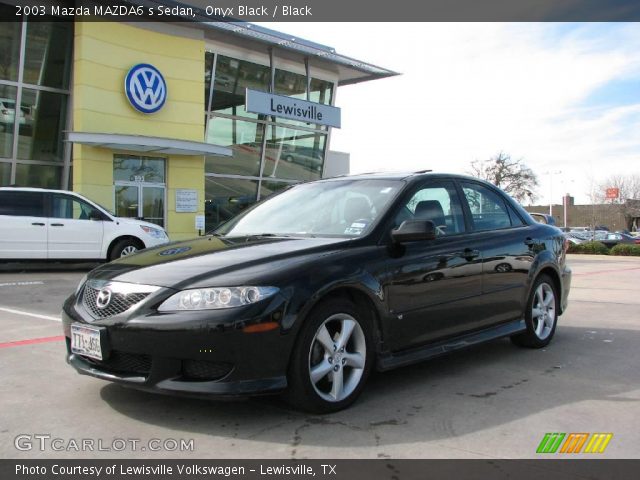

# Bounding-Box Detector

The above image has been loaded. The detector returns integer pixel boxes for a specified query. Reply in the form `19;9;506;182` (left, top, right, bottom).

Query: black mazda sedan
63;172;571;412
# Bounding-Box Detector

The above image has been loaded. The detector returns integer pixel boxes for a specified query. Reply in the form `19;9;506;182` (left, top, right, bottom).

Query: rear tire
511;274;559;348
109;238;143;261
283;298;374;413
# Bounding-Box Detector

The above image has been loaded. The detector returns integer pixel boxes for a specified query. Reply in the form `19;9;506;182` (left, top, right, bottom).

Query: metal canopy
67;132;233;157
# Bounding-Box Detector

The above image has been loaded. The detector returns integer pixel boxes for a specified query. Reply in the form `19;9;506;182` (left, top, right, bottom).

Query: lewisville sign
245;89;341;128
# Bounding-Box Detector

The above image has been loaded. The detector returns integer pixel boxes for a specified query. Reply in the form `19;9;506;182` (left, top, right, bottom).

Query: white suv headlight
158;286;279;311
140;225;167;239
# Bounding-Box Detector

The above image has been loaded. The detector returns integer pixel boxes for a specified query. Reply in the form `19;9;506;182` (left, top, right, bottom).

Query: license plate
71;324;104;360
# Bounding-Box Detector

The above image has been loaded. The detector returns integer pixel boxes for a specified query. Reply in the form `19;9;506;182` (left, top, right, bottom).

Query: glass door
113;155;166;227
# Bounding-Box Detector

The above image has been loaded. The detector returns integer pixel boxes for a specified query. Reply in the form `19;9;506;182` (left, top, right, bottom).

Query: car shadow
99;325;638;449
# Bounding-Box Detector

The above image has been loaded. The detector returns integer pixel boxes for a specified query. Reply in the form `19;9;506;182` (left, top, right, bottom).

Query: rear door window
0;190;46;217
461;182;516;231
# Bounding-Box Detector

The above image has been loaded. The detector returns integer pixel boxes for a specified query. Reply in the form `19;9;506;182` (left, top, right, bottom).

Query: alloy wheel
307;313;366;402
532;283;556;340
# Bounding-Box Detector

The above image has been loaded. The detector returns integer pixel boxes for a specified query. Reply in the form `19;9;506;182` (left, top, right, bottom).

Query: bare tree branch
468;152;539;203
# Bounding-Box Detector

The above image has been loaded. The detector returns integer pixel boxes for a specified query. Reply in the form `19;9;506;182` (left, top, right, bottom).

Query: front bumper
62;290;293;398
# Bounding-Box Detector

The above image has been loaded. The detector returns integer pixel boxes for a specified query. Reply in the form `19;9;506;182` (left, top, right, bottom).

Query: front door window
113;155;166;227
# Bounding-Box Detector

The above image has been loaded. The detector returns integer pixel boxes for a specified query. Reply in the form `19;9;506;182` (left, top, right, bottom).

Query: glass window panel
142;186;165;227
0;5;21;81
23;21;73;89
462;183;513;231
0;190;46;217
113;155;165;183
51;193;96;220
14;163;62;188
17;89;67;162
274;69;306;98
309;78;334;105
205;176;258;231
210;55;270;119
396;182;465;235
205;116;264;176
0;84;17;158
115;185;139;219
205;51;214;111
262;126;325;182
0;162;11;186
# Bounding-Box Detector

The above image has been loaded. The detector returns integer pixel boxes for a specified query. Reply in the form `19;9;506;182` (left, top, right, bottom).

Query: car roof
321;171;483;182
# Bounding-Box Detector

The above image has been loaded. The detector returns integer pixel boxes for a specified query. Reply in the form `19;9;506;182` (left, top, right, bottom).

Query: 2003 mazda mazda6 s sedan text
63;172;571;412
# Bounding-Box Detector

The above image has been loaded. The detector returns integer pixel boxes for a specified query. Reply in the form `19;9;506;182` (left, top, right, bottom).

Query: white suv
0;187;170;261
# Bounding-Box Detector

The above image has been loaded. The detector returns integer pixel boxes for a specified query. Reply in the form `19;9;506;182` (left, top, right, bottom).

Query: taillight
564;238;570;252
635;239;640;244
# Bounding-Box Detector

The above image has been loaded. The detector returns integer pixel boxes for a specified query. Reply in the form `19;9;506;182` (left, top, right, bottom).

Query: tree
468;152;539;203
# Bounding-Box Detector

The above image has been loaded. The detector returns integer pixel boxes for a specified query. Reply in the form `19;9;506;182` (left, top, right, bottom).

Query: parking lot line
0;335;65;349
0;306;61;322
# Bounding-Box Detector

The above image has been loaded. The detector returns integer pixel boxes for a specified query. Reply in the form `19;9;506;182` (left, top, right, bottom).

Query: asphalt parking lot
0;255;638;459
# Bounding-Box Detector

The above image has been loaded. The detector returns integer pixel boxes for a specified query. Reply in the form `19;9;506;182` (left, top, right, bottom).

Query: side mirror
391;220;437;243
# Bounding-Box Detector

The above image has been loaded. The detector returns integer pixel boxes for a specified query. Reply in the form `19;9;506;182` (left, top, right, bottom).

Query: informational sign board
195;215;205;231
605;187;619;199
175;189;198;212
245;88;341;128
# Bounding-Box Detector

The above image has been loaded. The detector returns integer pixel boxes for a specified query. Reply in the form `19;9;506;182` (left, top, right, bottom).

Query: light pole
543;170;562;217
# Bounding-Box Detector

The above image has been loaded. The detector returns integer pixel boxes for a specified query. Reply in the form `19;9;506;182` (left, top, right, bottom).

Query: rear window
0;191;46;217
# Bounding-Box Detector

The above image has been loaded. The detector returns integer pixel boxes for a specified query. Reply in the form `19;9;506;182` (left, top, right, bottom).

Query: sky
264;22;640;205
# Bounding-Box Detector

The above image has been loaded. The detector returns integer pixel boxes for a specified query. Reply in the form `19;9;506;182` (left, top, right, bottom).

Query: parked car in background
63;172;571;413
0;187;170;261
601;232;640;249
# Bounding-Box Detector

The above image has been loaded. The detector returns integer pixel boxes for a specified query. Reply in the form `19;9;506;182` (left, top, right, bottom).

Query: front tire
109;238;143;261
511;274;559;348
284;298;374;413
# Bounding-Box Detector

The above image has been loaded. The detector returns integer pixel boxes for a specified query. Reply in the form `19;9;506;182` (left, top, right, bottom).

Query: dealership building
0;5;395;238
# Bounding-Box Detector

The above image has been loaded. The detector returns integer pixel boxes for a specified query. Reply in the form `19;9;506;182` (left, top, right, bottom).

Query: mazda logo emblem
96;288;112;309
124;63;167;114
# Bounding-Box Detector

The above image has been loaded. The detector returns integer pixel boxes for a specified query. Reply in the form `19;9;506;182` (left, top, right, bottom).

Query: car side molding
377;319;526;371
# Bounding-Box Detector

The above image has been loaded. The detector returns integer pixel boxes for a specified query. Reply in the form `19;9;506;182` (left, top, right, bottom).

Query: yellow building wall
72;22;205;241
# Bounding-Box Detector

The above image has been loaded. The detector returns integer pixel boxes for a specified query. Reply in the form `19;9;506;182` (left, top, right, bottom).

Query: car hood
87;235;351;288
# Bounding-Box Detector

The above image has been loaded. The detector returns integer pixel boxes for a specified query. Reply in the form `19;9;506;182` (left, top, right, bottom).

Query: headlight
158;286;279;311
75;274;88;295
140;225;167;239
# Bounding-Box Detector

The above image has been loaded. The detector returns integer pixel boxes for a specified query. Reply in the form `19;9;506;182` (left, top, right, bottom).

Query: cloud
264;22;640;204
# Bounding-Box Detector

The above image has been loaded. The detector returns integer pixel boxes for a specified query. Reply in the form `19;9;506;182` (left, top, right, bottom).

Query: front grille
181;360;233;381
83;350;152;376
81;281;157;319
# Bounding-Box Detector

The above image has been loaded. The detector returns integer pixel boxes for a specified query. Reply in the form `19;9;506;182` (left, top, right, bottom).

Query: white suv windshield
216;179;404;237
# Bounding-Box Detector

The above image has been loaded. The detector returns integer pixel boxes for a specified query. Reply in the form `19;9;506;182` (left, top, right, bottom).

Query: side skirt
377;319;526;372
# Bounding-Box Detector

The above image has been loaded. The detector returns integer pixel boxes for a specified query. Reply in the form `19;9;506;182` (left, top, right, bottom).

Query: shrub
568;241;609;255
609;244;640;256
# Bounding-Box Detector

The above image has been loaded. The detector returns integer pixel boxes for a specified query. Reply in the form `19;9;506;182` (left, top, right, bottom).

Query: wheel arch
292;284;386;354
530;265;563;314
106;235;145;260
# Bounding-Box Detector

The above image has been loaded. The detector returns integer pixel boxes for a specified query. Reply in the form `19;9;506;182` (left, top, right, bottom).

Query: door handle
51;223;65;227
462;248;480;260
31;222;45;226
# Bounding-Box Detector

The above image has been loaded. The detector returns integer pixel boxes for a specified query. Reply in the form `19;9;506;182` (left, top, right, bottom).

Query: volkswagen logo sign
96;288;112;309
124;63;167;114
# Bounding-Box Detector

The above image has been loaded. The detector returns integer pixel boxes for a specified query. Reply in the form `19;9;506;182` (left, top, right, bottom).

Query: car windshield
216;179;404;237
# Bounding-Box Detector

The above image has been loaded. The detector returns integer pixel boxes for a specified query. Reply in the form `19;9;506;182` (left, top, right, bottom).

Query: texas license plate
70;324;104;360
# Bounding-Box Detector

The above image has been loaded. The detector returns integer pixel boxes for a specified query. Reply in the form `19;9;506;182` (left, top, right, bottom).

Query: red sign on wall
605;187;619;199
